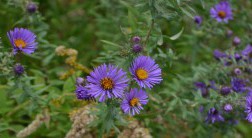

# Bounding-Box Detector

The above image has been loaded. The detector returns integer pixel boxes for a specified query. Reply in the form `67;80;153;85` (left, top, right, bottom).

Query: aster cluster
195;34;252;124
5;27;38;76
75;55;162;116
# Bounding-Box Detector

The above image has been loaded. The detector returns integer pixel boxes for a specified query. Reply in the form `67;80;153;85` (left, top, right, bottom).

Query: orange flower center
14;39;27;48
130;98;140;107
100;77;114;90
136;68;148;80
218;11;226;19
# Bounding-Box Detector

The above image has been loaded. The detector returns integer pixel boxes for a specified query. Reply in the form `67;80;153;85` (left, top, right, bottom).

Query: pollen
14;39;27;48
218;11;226;19
136;68;148;80
130;98;140;107
101;77;114;90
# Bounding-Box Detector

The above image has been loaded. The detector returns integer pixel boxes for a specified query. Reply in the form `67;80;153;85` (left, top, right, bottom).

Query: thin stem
144;19;155;48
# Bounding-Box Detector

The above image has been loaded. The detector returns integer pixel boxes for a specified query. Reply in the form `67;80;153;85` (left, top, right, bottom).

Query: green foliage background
1;0;252;137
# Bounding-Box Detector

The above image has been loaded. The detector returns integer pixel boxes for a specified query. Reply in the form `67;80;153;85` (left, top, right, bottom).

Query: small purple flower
245;95;252;123
224;104;233;112
234;53;242;61
210;1;233;23
213;49;227;60
130;56;162;89
121;88;148;116
234;68;242;75
195;82;209;97
199;105;204;113
76;77;84;85
26;2;37;14
242;44;252;58
75;85;94;100
233;36;241;46
7;28;37;55
205;108;224;123
14;63;24;76
220;86;231;95
231;78;246;93
86;64;129;102
226;30;233;37
132;36;141;43
194;16;202;25
132;44;143;53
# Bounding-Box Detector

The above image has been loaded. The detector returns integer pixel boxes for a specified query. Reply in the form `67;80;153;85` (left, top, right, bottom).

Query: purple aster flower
75;85;94;100
14;63;24;76
231;78;247;93
234;68;242;75
194;16;202;25
233;36;241;46
86;64;129;102
242;44;252;58
132;44;143;53
121;88;148;116
76;77;84;85
220;86;231;95
213;49;227;60
226;30;233;37
7;28;37;55
234;53;242;61
210;1;233;23
245;95;252;123
132;36;141;43
130;56;162;89
195;82;209;97
205;108;224;123
224;104;233;112
26;2;37;14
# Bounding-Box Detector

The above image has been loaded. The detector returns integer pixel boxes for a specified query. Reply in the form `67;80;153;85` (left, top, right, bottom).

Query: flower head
224;104;233;112
86;64;129;102
220;86;231;95
195;82;209;97
14;63;24;76
130;56;162;89
132;44;143;53
205;108;224;123
194;16;202;25
226;30;233;37
7;28;37;55
210;1;233;23
245;95;252;123
234;68;242;75
75;85;94;100
26;2;37;13
242;44;252;58
213;49;227;60
121;88;148;116
231;78;246;93
132;36;141;43
233;36;241;46
76;77;84;85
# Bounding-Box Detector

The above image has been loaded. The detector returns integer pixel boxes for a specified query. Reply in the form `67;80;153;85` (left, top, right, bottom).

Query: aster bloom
224;104;233;112
242;44;252;58
234;68;242;75
75;85;94;100
195;82;209;97
194;16;202;25
26;2;37;13
76;77;84;85
231;78;246;93
121;88;148;116
86;64;129;102
205;108;224;123
132;36;141;43
7;28;37;55
130;56;162;89
213;49;227;60
220;86;231;95
14;63;24;76
234;53;242;61
245;95;252;123
233;36;241;46
210;1;233;23
132;44;143;53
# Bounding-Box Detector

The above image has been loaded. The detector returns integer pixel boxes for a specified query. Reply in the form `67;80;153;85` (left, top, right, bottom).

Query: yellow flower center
218;11;226;19
14;39;27;48
130;98;140;107
136;68;148;80
100;77;114;90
